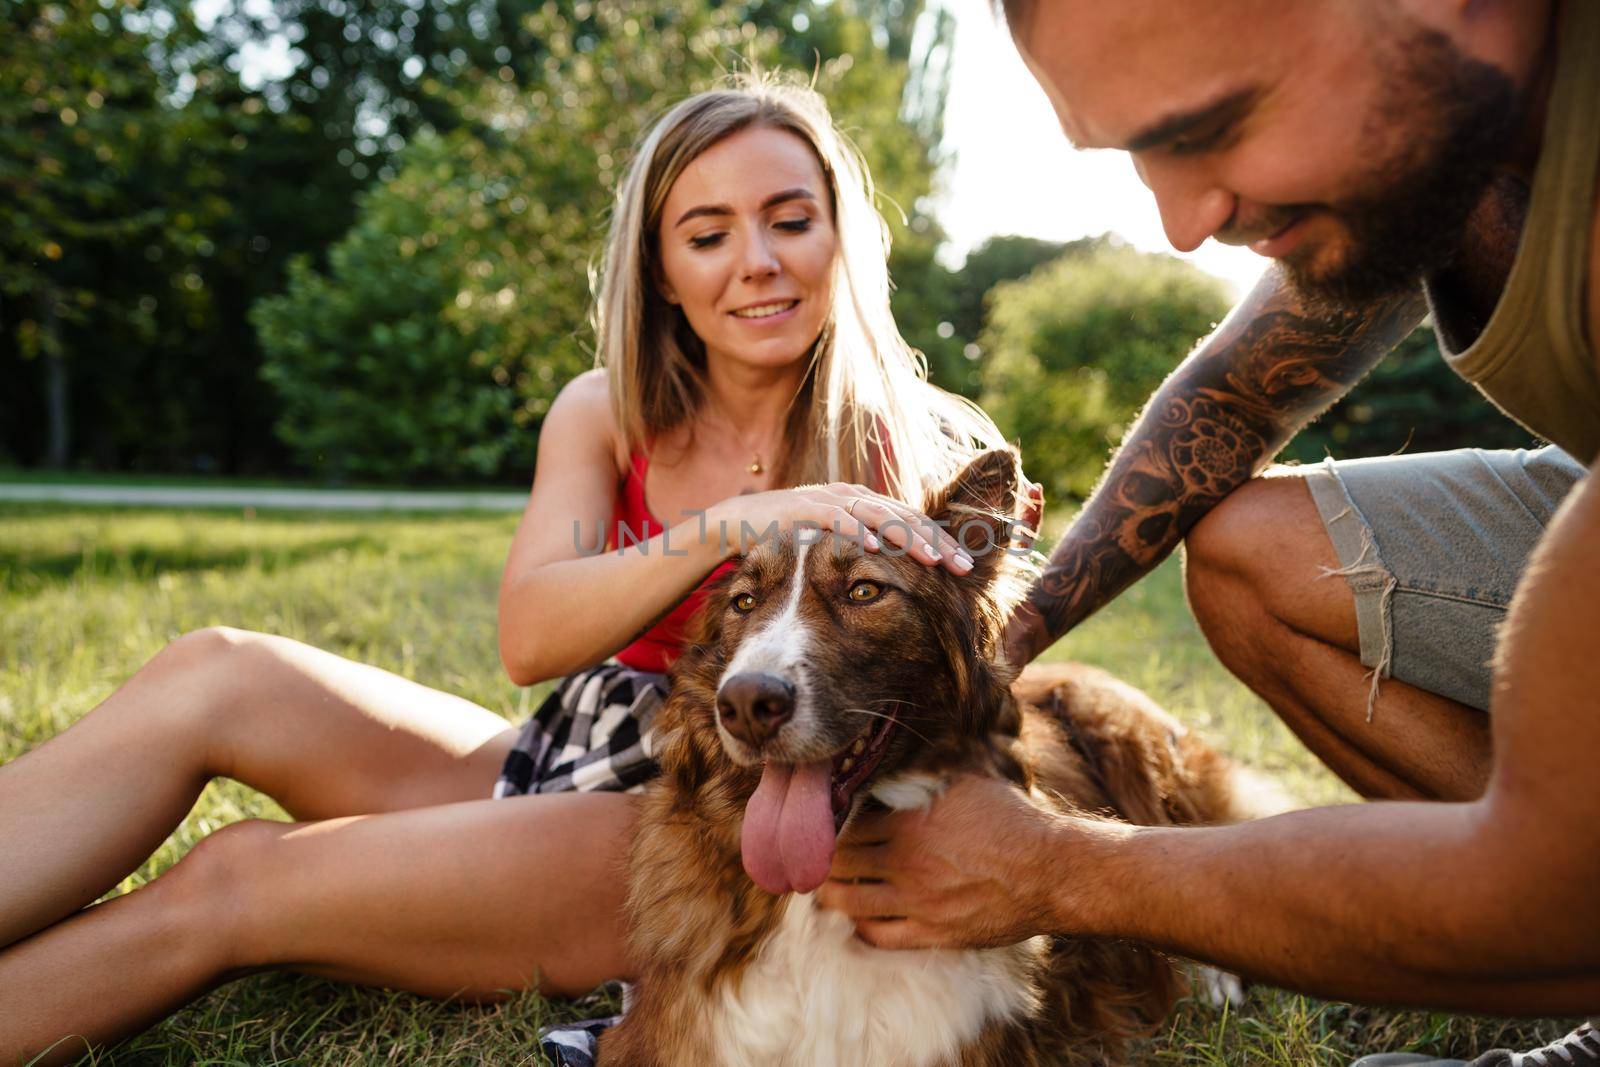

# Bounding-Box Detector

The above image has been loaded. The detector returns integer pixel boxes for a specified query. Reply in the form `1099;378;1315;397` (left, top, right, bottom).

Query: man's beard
1276;27;1525;309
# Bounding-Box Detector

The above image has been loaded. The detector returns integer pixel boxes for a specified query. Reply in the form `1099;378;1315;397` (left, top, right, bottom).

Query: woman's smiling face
656;125;838;373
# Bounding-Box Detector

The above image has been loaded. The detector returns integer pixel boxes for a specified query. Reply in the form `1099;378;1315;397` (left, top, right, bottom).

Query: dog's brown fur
598;451;1250;1067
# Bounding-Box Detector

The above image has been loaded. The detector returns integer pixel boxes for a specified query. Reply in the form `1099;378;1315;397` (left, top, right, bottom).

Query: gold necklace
741;434;768;476
706;395;774;477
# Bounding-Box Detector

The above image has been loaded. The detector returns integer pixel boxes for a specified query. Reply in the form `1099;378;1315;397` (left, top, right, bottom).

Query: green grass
0;504;1570;1065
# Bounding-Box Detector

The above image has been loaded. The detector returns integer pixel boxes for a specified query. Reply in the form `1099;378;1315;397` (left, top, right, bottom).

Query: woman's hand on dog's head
706;483;975;574
817;773;1077;951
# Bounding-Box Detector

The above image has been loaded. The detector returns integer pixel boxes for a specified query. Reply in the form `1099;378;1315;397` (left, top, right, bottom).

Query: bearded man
819;2;1600;1064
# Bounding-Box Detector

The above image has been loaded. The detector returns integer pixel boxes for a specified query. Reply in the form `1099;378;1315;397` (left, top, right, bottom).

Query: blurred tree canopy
253;0;953;480
979;239;1232;502
0;0;256;470
975;238;1534;503
1;0;957;479
907;234;1087;398
0;0;1535;484
1281;327;1534;464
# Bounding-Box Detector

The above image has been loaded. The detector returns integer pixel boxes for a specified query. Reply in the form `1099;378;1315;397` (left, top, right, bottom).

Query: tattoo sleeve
1018;266;1428;660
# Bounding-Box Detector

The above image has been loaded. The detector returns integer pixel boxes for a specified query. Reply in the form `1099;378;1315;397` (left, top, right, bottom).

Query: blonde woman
0;75;1018;1063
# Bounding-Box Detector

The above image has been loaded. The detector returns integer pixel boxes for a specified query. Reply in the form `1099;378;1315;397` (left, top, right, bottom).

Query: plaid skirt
492;665;663;1063
492;662;668;798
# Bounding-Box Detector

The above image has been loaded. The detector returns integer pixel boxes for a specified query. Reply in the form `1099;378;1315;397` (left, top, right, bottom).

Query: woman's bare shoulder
551;367;612;418
546;368;628;474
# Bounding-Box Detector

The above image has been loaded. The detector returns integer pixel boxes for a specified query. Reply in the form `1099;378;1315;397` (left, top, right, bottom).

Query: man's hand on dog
818;772;1080;950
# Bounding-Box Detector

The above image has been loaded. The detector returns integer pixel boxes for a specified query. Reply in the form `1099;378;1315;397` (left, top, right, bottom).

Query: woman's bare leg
0;792;636;1067
0;626;518;949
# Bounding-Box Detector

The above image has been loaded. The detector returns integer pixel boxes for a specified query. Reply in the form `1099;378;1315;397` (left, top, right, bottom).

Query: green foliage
2;3;194;333
256;4;766;480
979;240;1231;501
255;0;952;482
2;0;951;479
1283;326;1536;463
0;1;245;467
0;0;394;474
253;111;599;481
901;234;1084;398
972;239;1526;499
951;234;1080;343
5;0;1520;485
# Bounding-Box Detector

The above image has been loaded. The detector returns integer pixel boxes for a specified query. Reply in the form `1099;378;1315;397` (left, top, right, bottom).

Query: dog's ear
926;448;1023;561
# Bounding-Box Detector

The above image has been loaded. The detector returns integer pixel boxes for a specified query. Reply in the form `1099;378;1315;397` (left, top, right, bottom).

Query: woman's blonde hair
593;72;1007;503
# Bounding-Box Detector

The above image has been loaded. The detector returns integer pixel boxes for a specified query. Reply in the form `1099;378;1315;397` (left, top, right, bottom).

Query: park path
0;484;527;512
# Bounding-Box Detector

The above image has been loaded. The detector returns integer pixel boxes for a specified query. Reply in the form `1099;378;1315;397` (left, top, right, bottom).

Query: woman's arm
497;371;722;685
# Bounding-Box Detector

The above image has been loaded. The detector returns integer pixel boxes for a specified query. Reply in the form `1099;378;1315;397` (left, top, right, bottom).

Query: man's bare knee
1185;477;1305;585
1185;475;1354;650
1183;480;1291;653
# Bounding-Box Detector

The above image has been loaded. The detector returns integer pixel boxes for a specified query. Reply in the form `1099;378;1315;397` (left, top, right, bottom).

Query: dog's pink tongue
741;760;836;895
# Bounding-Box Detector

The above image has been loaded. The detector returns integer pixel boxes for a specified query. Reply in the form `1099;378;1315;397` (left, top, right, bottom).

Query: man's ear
926;448;1023;562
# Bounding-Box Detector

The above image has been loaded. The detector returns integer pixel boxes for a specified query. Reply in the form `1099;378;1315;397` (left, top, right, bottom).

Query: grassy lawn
0;504;1568;1065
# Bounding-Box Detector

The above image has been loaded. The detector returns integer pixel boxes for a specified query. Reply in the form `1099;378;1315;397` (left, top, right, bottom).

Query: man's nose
717;672;795;749
1136;155;1235;254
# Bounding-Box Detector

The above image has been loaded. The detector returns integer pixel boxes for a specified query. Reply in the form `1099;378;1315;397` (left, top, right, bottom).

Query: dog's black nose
716;672;795;750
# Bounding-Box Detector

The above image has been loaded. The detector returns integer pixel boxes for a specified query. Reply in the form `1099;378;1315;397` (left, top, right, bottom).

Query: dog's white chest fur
710;897;1042;1067
709;774;1042;1067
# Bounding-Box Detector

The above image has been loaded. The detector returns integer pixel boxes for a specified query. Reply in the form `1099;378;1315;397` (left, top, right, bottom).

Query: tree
1283;325;1535;462
0;0;247;469
975;237;1533;501
979;240;1231;501
903;234;1090;398
255;0;953;481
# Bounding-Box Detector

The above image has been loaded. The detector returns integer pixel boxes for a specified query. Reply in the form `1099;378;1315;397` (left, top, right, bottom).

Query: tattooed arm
1004;266;1427;665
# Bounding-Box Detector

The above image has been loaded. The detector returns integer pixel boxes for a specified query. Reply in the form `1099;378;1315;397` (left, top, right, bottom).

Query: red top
611;451;740;673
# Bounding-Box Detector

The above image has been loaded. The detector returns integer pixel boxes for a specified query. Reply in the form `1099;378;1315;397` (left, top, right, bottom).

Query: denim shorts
1302;446;1586;711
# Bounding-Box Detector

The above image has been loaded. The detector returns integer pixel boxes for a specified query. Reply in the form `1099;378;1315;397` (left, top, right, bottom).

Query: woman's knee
149;628;313;767
146;818;288;976
103;627;262;764
147;626;270;706
162;623;253;656
154;625;274;677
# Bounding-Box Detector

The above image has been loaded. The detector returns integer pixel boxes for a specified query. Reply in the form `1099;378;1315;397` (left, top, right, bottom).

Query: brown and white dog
598;450;1262;1067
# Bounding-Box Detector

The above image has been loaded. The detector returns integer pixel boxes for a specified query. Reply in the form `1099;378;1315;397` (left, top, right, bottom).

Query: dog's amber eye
731;592;757;614
847;580;884;603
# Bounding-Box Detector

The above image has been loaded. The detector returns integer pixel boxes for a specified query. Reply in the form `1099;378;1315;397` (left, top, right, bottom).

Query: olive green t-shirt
1425;0;1600;465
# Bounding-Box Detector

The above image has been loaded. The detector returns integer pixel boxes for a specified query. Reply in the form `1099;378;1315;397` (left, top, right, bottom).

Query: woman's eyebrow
1123;86;1259;153
674;187;817;228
